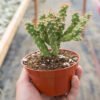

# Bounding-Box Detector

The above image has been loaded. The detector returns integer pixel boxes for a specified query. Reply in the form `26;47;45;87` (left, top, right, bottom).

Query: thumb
17;68;30;84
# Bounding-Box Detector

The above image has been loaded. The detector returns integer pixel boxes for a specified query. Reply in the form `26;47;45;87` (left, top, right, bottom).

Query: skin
16;65;82;100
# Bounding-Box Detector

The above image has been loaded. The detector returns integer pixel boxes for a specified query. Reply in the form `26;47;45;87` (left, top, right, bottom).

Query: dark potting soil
22;50;78;70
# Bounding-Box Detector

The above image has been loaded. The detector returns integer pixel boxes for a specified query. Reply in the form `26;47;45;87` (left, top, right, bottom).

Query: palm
16;65;82;100
26;82;66;100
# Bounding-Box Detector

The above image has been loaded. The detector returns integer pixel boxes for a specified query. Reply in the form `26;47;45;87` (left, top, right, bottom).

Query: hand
16;65;82;100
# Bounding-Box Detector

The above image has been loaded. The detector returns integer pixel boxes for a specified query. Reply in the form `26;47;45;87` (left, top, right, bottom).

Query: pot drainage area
0;0;100;100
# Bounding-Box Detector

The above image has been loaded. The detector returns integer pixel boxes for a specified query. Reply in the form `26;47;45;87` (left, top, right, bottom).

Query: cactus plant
26;4;90;57
22;4;90;96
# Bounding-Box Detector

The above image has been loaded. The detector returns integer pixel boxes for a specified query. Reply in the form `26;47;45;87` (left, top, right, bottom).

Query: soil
22;50;78;70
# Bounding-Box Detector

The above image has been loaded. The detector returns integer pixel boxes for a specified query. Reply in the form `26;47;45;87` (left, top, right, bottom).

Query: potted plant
22;4;90;96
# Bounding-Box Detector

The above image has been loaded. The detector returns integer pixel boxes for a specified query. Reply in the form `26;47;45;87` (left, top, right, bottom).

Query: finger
67;75;80;100
41;94;53;100
76;65;83;79
17;68;29;83
55;95;67;100
56;75;80;100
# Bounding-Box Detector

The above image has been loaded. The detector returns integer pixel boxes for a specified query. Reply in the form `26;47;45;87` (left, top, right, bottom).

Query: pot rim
21;49;80;72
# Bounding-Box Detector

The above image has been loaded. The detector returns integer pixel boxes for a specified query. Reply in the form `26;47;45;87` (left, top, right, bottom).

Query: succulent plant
26;4;90;57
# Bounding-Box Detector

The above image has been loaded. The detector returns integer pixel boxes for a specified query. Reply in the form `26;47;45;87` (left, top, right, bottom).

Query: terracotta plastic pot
21;49;79;96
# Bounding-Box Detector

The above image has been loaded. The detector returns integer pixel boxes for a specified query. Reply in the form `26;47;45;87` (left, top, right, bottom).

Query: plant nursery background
0;0;100;100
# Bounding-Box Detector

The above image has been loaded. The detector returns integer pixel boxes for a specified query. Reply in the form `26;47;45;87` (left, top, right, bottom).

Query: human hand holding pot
16;65;82;100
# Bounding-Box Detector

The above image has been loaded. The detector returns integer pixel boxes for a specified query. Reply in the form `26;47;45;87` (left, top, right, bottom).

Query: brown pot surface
21;49;79;96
